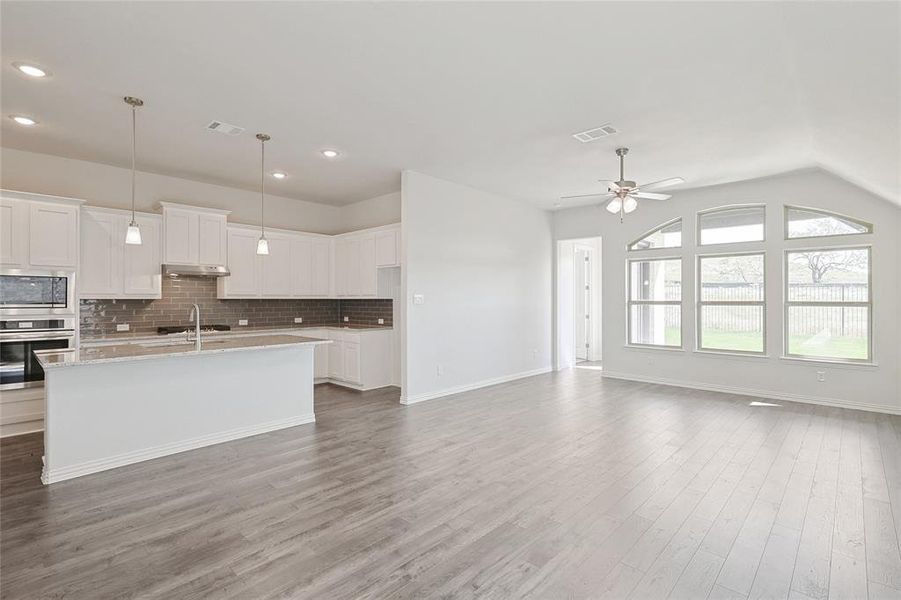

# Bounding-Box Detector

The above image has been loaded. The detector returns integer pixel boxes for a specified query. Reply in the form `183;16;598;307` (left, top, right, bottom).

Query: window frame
783;244;873;363
696;251;767;356
627;217;682;251
697;204;767;247
783;205;874;241
626;256;683;349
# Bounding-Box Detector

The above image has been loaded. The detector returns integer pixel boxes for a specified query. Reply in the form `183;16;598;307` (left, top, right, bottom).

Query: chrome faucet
188;303;202;351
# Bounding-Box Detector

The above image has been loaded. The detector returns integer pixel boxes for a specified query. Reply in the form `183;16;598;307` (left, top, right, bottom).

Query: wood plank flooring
2;370;901;599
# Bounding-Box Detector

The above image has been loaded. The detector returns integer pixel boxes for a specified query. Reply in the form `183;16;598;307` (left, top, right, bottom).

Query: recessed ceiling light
271;171;287;179
10;115;38;126
321;149;339;159
13;62;49;78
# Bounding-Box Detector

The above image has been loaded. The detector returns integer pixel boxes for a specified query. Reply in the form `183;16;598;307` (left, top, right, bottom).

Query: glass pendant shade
606;198;623;214
256;237;270;255
623;196;638;213
125;221;142;245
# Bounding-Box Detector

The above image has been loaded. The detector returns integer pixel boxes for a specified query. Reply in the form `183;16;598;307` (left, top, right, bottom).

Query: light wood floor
2;370;901;599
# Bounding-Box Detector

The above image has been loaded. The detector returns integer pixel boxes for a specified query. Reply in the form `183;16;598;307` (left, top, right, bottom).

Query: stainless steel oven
0;270;75;316
0;318;76;390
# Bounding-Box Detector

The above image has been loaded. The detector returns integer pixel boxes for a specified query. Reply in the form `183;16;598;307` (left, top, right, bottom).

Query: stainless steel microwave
0;270;76;316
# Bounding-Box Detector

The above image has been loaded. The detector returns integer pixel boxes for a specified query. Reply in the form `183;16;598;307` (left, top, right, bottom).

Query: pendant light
255;133;270;255
124;96;143;245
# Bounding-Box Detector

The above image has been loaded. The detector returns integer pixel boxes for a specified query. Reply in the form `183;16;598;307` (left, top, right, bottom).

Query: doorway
556;237;602;370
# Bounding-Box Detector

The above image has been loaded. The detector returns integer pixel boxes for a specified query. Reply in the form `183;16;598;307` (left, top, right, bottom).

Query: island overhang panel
40;340;321;484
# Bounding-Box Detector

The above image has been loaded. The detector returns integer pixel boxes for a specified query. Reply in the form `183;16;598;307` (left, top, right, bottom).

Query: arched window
628;218;682;250
785;206;873;239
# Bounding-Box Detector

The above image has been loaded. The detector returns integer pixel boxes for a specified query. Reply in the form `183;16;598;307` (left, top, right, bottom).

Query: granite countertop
81;323;392;344
36;335;330;369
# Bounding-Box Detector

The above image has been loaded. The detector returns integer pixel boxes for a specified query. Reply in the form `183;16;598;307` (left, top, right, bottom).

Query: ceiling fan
560;148;684;221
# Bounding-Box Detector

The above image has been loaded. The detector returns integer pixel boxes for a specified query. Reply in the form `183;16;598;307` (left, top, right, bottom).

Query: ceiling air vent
572;124;618;143
206;120;244;136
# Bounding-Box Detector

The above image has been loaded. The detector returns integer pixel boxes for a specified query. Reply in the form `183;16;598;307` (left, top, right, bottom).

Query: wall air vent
206;120;244;136
572;124;618;143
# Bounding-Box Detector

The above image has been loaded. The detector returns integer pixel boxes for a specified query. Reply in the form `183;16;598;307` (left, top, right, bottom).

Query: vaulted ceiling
1;1;898;208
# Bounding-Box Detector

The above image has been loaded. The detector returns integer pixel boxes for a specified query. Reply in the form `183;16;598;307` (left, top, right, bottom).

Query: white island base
40;340;320;484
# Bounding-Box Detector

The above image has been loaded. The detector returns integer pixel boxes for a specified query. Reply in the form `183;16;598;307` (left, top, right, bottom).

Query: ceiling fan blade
632;192;671;200
560;192;615;201
638;177;684;191
599;180;621;192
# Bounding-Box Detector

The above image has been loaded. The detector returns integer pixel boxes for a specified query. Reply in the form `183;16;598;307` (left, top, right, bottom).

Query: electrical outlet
294;317;303;324
532;348;539;357
238;319;248;326
343;316;349;322
378;318;385;325
437;364;444;376
116;323;130;332
816;370;825;382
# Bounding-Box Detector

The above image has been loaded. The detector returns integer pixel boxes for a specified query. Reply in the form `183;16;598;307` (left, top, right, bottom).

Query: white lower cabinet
305;328;393;390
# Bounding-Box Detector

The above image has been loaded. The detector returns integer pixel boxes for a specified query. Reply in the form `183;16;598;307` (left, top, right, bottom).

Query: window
698;253;765;353
629;219;682;250
628;258;681;347
786;206;873;239
698;205;765;245
785;247;871;361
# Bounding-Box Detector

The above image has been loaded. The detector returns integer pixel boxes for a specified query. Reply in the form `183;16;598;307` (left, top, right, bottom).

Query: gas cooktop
157;324;231;335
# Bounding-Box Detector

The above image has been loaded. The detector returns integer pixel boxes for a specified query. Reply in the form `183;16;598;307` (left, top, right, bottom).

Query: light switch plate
294;317;303;323
238;319;248;326
413;294;425;305
116;324;130;332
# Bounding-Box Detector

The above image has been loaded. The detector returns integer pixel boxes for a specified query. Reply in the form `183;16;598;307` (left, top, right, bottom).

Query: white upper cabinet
0;191;84;270
29;202;79;268
79;207;161;299
123;216;161;297
160;202;229;266
375;228;399;267
219;226;333;299
260;235;292;297
218;227;259;298
0;198;28;267
359;235;377;296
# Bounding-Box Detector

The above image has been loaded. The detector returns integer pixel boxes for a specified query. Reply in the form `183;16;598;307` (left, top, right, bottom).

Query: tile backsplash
80;276;392;337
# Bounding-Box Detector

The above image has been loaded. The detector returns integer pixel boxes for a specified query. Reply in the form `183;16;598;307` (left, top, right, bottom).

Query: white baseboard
601;371;901;416
400;366;553;405
41;413;316;485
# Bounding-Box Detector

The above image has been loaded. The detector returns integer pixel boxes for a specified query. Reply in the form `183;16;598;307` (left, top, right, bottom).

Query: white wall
401;171;553;403
1;148;401;234
338;191;401;233
554;168;901;414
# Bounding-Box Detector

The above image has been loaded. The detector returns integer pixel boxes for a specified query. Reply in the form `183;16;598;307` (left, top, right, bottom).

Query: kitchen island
35;335;329;484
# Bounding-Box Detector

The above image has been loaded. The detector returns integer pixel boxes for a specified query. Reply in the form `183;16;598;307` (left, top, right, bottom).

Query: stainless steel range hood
162;264;230;277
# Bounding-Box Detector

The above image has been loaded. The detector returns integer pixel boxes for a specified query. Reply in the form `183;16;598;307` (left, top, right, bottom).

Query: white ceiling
1;2;898;208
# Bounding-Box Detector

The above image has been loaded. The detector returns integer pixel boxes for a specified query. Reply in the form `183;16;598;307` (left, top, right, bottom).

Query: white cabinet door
311;239;330;296
375;229;398;267
359;235;377;296
328;335;343;379
260;235;291;297
163;208;197;265
0;199;27;267
306;330;329;379
197;214;226;266
29;202;78;267
80;210;122;296
334;239;348;297
123;216;161;298
343;343;361;384
290;237;313;296
345;238;362;296
221;229;259;297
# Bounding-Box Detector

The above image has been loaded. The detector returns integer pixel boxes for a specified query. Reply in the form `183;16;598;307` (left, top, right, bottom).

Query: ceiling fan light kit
560;147;684;222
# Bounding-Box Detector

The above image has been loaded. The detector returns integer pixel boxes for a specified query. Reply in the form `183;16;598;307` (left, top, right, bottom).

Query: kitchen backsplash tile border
79;276;392;337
